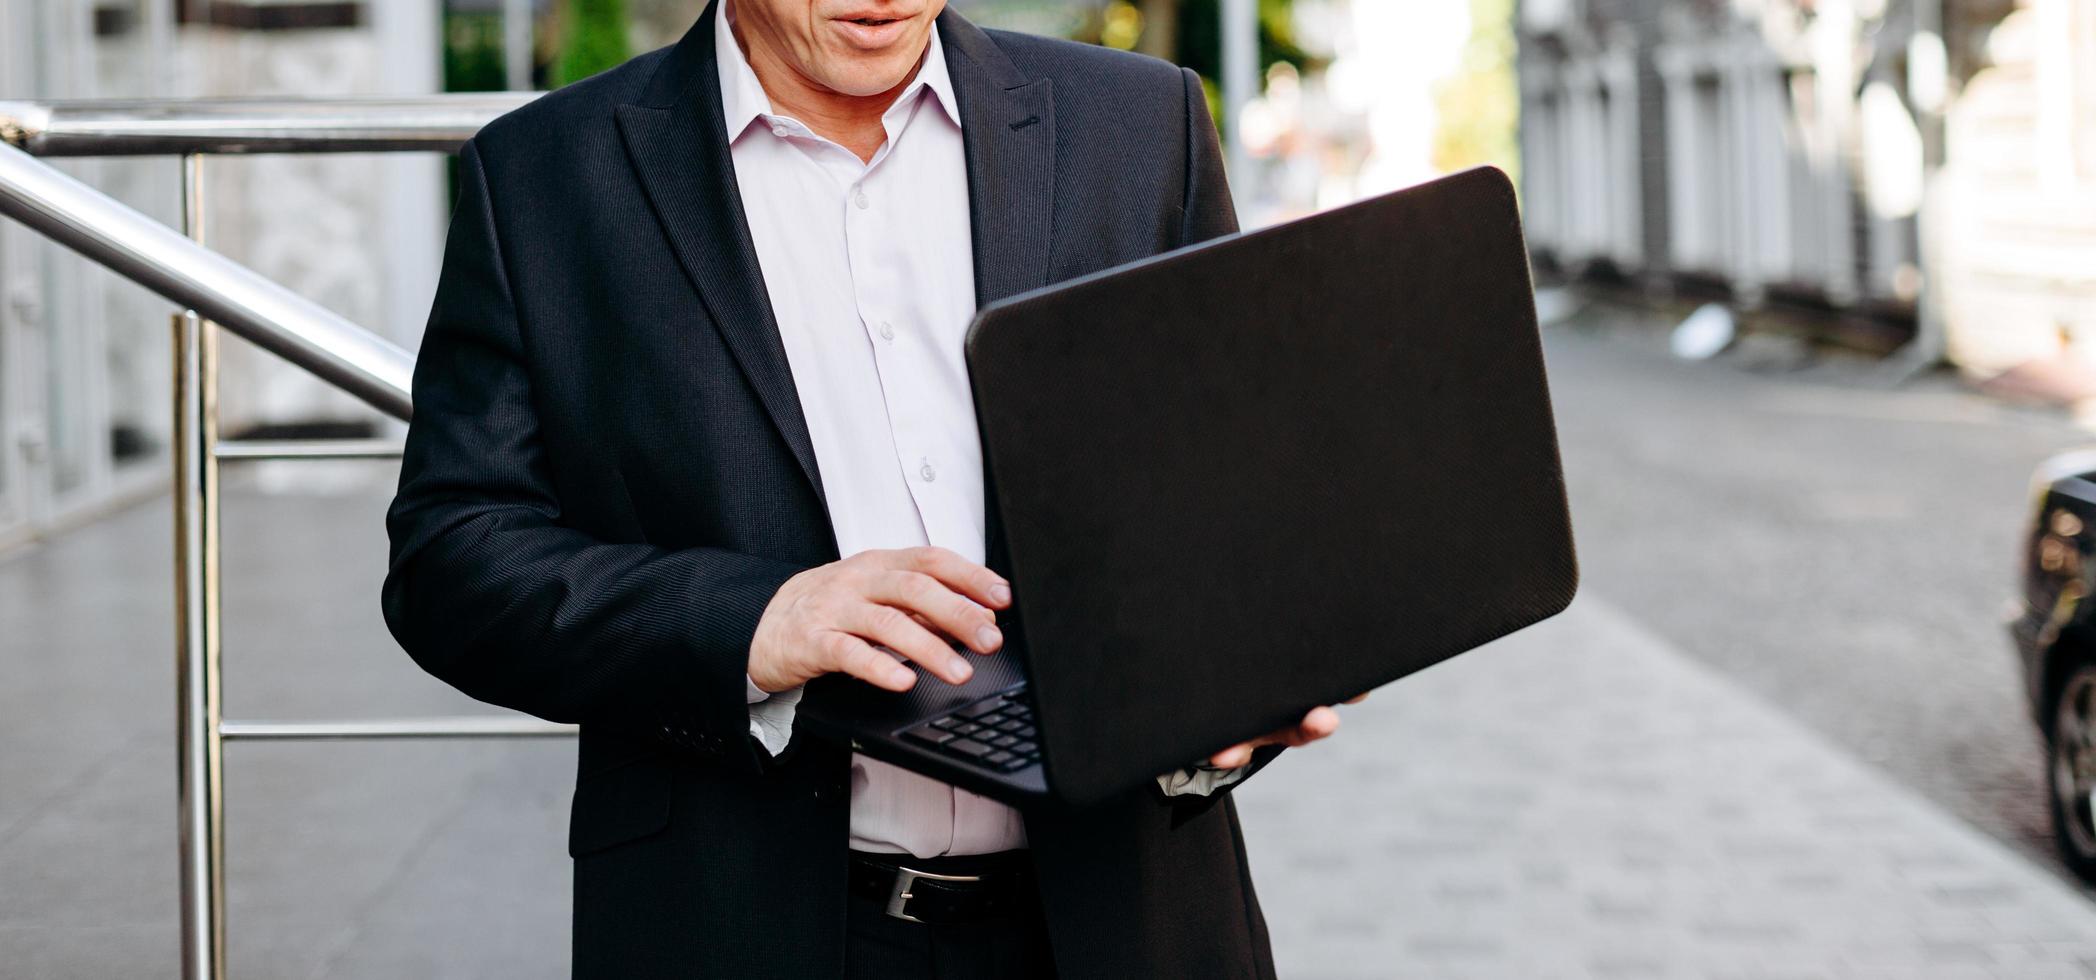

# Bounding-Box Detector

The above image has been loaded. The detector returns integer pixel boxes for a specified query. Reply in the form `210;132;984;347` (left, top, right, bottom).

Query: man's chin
820;62;923;99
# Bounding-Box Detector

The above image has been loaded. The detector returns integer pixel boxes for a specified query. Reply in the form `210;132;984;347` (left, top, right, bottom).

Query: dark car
2014;449;2096;882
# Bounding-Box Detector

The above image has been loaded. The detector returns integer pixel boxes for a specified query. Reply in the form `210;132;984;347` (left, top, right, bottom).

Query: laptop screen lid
963;167;1578;807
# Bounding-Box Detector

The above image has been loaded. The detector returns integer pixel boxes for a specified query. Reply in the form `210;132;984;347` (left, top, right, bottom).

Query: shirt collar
715;0;961;140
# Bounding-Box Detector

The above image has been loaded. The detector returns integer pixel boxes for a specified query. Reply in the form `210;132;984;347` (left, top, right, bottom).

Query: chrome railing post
172;152;226;980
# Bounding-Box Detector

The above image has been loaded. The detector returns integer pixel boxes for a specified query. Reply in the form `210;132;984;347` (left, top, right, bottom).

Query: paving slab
1239;597;2096;980
0;484;574;979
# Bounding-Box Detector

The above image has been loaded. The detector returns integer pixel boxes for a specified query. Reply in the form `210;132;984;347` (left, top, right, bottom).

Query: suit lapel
614;1;826;506
939;10;1056;307
935;13;1053;577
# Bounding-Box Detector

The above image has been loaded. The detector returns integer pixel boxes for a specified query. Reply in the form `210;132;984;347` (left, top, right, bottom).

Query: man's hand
749;546;1012;694
1206;693;1369;769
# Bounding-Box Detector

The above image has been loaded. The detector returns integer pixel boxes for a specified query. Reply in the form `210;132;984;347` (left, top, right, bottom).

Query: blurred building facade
1522;0;1953;312
1514;0;2060;369
1932;0;2096;381
0;0;447;548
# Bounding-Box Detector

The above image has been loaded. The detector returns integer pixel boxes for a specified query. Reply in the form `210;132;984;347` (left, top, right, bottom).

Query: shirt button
879;321;895;341
771;124;789;138
854;189;870;210
919;458;937;483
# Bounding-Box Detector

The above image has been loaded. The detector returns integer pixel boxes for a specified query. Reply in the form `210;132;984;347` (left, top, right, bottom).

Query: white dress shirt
715;0;1238;859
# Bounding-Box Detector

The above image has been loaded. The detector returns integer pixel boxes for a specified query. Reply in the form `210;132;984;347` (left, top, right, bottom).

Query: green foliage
1170;0;1314;86
551;0;632;88
1431;0;1520;188
443;12;508;93
442;11;512;208
1199;72;1222;137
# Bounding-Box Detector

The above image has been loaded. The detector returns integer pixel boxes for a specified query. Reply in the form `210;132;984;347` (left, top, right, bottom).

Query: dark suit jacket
382;5;1277;977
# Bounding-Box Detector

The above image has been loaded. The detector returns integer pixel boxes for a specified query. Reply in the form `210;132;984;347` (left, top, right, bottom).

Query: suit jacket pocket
568;756;675;858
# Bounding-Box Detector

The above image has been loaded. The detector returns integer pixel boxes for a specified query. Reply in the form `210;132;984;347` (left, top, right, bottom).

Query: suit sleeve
381;137;801;776
1177;66;1241;247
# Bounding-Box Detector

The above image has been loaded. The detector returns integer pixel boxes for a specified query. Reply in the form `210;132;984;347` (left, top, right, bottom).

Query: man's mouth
831;11;915;47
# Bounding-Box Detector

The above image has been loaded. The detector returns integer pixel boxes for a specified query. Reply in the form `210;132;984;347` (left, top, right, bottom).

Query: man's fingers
1343;692;1369;705
866;571;1002;654
843;601;975;685
821;632;917;691
1209;707;1347;768
1210;743;1256;769
1299;706;1341;739
1271;708;1341;748
880;546;1012;611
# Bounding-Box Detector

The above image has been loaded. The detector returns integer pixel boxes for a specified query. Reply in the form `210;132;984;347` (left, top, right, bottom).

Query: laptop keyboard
900;692;1040;772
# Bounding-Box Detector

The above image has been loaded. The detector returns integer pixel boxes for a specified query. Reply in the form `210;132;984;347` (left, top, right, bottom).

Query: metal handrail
221;716;579;740
215;438;404;460
0;141;414;418
0;94;539;156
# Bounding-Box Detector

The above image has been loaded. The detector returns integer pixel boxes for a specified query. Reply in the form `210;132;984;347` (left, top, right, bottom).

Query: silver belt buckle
885;865;983;923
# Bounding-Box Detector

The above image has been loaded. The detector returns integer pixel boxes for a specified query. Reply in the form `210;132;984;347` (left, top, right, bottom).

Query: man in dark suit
382;0;1345;975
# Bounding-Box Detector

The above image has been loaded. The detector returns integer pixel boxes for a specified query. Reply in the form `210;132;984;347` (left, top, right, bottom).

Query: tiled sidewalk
1241;598;2096;980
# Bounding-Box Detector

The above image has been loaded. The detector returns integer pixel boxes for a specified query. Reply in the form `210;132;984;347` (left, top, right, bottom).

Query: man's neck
728;6;928;162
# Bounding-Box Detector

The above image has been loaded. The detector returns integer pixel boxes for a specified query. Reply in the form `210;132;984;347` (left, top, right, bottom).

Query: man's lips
831;11;917;48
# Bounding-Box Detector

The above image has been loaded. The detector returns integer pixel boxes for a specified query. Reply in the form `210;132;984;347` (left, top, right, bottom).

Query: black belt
847;850;1038;925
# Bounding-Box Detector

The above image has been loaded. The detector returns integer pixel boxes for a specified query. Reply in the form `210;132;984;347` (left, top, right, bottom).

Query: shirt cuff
745;677;802;757
1156;760;1251;797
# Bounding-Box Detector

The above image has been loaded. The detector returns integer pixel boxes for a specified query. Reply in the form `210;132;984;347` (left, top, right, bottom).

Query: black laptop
794;166;1578;807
